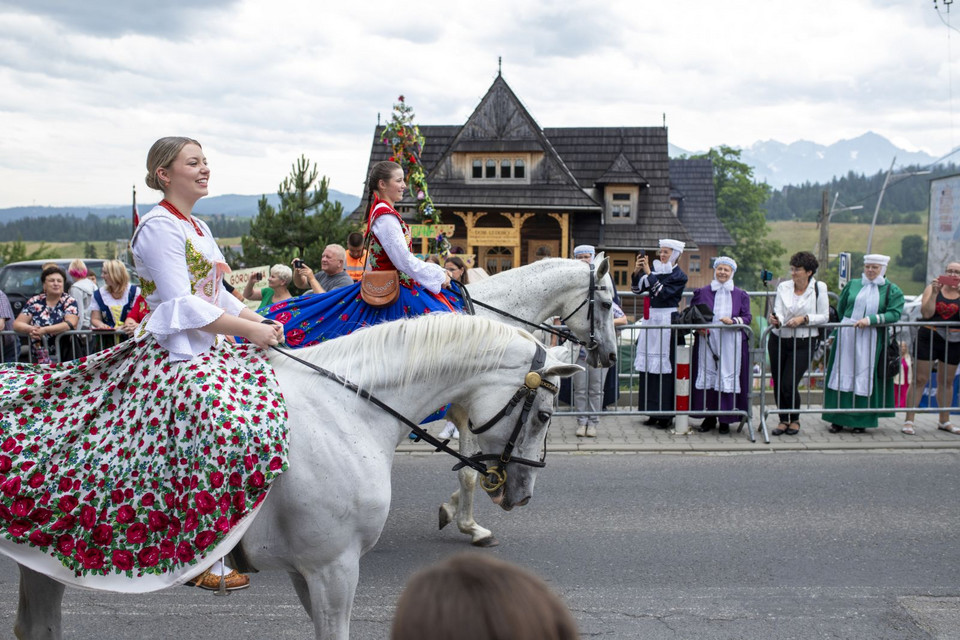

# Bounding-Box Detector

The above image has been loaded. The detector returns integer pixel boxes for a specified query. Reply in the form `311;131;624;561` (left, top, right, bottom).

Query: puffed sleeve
371;215;446;293
132;217;225;359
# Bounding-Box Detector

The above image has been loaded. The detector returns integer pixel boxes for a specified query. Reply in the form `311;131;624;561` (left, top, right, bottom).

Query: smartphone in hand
938;274;960;288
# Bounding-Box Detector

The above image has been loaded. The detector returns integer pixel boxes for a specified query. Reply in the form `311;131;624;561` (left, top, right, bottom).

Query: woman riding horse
260;160;462;343
0;137;288;592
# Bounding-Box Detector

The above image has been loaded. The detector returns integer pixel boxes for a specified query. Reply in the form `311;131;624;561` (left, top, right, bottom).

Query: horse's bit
465;262;605;354
267;340;559;491
454;343;559;492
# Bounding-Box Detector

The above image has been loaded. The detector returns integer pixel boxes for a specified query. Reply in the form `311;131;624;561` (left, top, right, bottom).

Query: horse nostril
609;352;617;362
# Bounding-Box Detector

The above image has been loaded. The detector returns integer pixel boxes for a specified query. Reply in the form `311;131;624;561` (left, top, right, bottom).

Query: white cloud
0;0;957;207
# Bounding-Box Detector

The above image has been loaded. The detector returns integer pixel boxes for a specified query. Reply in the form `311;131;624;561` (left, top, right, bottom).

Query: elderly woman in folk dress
632;239;688;429
822;254;904;433
690;257;752;434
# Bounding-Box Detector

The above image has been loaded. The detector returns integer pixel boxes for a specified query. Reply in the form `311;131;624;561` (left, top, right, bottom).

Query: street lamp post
866;156;932;253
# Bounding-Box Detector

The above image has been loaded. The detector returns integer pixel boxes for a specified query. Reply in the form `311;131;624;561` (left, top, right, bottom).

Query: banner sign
928;174;960;282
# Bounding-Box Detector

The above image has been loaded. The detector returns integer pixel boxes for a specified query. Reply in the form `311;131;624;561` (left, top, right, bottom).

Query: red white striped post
674;343;691;434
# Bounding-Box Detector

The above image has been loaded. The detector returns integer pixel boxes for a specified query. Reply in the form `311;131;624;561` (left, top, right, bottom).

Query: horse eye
602;302;612;310
537;411;551;423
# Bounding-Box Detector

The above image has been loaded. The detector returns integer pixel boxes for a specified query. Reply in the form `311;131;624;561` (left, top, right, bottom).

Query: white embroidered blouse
131;206;246;361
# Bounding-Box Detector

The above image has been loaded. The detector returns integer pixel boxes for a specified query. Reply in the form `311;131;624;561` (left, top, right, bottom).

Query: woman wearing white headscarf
632;239;688;428
822;254;904;433
690;257;752;434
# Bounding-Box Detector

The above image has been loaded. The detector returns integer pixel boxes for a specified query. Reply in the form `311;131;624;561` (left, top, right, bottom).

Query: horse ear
595;253;610;280
543;346;583;379
543;362;584;379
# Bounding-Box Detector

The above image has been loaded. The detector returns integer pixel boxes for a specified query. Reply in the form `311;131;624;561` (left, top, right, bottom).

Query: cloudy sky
0;0;956;208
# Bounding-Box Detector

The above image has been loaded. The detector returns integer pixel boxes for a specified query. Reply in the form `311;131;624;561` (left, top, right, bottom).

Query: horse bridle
267;339;560;493
464;262;605;353
452;343;559;492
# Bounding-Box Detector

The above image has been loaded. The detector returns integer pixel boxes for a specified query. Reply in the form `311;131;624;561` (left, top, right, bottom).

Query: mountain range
669;131;941;188
0;190;361;225
0;132;946;223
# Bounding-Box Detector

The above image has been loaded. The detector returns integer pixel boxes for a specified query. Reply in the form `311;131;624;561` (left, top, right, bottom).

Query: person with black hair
767;251;830;435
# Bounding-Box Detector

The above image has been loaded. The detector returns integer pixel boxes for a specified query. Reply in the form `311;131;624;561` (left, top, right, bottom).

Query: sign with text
837;251;851;289
928;174;960;281
225;266;269;310
408;224;455;239
468;227;519;247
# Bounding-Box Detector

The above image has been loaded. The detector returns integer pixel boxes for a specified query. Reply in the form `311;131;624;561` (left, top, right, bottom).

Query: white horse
440;255;618;546
13;313;581;640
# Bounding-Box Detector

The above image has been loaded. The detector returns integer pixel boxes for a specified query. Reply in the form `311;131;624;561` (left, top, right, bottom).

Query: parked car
0;259;134;318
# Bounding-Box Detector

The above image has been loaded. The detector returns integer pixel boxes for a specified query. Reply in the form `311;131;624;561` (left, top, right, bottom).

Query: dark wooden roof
352;76;723;249
669;158;733;246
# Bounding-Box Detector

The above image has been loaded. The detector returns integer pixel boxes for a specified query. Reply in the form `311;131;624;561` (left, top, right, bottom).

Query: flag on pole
132;185;139;233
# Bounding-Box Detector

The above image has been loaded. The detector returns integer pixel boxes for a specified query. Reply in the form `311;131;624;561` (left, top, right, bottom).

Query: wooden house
355;74;731;291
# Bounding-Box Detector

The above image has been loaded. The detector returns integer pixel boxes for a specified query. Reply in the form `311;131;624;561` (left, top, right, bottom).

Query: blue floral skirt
261;281;465;347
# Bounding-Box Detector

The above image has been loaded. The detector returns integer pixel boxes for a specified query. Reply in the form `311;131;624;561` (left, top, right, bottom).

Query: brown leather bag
360;270;400;307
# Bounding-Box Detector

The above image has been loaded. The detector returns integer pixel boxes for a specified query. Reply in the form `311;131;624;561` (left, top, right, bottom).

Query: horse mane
269;313;537;391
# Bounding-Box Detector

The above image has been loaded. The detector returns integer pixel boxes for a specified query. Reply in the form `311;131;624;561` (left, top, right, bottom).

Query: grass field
764;221;927;295
2;238;244;261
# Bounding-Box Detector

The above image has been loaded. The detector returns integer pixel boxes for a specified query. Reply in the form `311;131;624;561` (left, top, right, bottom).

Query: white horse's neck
469;260;590;326
269;314;534;442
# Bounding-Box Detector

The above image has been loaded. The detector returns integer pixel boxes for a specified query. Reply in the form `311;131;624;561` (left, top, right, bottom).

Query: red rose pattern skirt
0;336;288;592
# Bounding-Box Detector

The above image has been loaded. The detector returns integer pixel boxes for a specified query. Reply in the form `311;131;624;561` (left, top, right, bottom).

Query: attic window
466;155;530;183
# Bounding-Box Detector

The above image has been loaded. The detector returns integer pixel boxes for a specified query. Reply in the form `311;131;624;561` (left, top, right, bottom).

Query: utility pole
818;190;830;269
818;191;863;269
866;157;932;253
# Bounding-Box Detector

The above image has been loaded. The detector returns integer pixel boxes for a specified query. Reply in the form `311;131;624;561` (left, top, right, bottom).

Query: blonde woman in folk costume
0;137;289;593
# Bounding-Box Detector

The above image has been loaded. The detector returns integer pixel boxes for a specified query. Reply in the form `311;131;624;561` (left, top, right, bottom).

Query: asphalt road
1;450;958;639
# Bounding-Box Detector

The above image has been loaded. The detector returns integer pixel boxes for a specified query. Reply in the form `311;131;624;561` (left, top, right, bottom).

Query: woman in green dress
822;254;904;433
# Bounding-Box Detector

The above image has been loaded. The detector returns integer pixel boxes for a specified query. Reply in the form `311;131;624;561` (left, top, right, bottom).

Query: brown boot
189;569;250;591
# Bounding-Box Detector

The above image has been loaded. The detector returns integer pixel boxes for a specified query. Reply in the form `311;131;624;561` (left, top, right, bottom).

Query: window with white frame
604;188;637;224
467;155;530;183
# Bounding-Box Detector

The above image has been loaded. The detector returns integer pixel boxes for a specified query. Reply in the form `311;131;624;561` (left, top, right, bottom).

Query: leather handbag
360;270;399;307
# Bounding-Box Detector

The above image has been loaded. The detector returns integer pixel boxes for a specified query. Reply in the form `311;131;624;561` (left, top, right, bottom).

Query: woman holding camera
243;263;294;311
902;261;960;435
632;239;687;429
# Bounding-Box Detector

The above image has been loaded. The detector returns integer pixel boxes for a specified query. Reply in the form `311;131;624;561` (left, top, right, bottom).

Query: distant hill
670;131;942;188
0;190;361;224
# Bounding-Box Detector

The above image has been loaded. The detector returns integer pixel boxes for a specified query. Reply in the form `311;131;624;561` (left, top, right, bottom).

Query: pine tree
84;242;98;259
236;156;358;270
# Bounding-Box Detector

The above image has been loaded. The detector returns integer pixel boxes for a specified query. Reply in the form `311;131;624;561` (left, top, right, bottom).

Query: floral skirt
0;335;288;592
261;280;465;347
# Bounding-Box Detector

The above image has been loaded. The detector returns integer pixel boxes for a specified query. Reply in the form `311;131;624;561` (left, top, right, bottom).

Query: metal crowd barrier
553;321;759;442
0;328;130;365
757;319;960;441
550;316;958;445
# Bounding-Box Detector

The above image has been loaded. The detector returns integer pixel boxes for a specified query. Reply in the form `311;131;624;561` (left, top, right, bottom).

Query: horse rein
464;262;603;352
266;338;559;493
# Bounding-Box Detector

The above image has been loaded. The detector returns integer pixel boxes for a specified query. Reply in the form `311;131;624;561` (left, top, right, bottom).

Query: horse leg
300;553;360;640
438;417;498;547
15;565;64;640
288;571;313;620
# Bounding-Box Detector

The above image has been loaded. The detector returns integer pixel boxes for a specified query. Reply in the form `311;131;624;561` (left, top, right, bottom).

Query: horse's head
467;342;581;511
562;252;619;368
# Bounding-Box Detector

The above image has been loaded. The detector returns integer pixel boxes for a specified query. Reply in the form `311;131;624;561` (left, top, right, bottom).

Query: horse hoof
472;535;499;548
438;505;452;530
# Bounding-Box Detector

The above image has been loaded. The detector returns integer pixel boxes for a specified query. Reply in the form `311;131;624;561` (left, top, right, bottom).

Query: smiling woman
0;137;290;594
